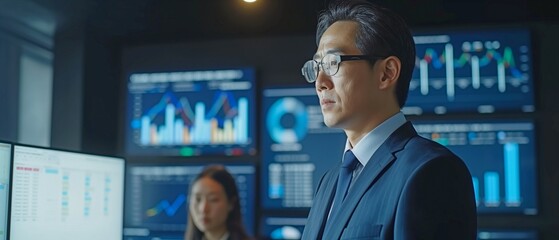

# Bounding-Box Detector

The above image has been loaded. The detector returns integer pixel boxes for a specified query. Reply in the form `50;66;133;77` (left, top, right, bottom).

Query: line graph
404;29;534;114
146;194;186;218
414;44;527;100
126;68;256;156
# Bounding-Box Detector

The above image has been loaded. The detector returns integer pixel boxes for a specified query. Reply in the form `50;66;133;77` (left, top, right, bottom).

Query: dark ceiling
3;0;559;44
84;0;558;39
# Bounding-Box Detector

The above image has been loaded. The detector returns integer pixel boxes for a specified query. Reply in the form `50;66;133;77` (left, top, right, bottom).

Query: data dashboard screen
261;86;346;209
125;68;257;157
412;119;537;214
477;229;538;240
259;214;306;240
123;163;256;240
0;142;11;240
9;145;125;240
404;28;534;115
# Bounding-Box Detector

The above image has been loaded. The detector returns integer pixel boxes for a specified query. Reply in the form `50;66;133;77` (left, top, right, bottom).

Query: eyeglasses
301;54;387;83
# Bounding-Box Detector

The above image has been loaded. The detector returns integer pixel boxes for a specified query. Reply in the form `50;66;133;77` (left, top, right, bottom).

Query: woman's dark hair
316;0;416;108
184;165;250;240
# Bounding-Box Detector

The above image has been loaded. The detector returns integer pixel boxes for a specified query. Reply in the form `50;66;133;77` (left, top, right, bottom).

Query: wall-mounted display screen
261;86;346;209
123;163;256;240
9;145;125;240
404;28;534;115
412;119;537;214
0;142;11;240
259;214;306;240
477;229;538;240
125;68;256;157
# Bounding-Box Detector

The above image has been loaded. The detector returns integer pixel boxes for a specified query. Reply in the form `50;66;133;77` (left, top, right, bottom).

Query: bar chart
138;92;249;146
125;68;256;156
405;29;534;114
415;45;524;100
472;143;521;208
413;120;537;214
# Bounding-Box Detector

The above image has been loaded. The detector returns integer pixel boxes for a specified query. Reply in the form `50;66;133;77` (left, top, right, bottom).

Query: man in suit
300;0;477;239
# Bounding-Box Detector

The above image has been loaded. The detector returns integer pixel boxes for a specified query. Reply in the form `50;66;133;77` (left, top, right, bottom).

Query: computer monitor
477;229;538;240
411;119;537;214
123;162;256;240
259;214;306;240
0;142;11;240
124;68;257;157
261;86;346;209
405;28;534;115
9;144;125;240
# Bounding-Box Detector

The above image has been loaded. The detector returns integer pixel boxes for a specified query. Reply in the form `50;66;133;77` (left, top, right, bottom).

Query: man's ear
379;56;401;89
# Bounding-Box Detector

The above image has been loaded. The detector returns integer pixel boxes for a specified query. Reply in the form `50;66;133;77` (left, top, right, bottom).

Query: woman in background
185;165;252;240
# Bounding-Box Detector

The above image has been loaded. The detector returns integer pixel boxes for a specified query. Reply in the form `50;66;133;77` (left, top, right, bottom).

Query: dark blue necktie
330;150;358;218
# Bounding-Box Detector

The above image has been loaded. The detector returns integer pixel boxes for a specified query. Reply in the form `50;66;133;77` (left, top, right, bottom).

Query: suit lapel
303;165;339;239
322;122;417;239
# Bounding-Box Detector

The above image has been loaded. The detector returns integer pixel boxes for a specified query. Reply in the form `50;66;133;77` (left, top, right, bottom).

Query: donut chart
266;97;308;143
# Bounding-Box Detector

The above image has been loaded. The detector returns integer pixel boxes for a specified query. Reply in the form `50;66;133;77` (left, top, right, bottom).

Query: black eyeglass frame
301;54;387;83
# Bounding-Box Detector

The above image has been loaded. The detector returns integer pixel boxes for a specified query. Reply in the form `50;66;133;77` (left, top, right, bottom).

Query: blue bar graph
165;104;174;144
174;119;184;143
411;120;537;214
236;98;248;143
127;68;256;156
472;177;479;206
504;143;521;206
141;116;150;145
139;97;249;145
484;172;500;207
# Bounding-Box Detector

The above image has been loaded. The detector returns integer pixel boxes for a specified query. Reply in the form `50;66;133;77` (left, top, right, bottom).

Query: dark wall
0;33;22;141
80;22;559;239
51;26;84;150
525;22;559;240
121;35;316;86
81;26;121;155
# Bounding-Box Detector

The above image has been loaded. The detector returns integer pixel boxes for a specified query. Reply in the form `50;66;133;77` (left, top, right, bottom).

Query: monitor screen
259;214;306;240
404;28;534;115
0;142;11;240
123;163;256;240
9;145;125;240
261;86;346;209
411;119;537;214
478;229;538;240
125;68;257;157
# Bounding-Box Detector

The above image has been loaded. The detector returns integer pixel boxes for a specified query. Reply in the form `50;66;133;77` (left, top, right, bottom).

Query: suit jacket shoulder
303;122;477;240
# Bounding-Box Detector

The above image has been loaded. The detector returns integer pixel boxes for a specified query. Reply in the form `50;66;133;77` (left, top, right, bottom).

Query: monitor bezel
7;142;126;240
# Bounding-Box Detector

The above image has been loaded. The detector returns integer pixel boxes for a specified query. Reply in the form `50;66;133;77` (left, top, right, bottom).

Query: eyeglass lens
302;54;340;83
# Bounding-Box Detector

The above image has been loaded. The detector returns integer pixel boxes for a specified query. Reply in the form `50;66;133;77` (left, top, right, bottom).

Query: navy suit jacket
302;122;477;240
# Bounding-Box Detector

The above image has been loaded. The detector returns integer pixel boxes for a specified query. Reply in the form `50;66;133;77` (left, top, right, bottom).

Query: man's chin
323;118;340;128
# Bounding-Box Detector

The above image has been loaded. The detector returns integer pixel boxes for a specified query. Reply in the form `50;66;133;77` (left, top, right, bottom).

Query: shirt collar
344;112;407;167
